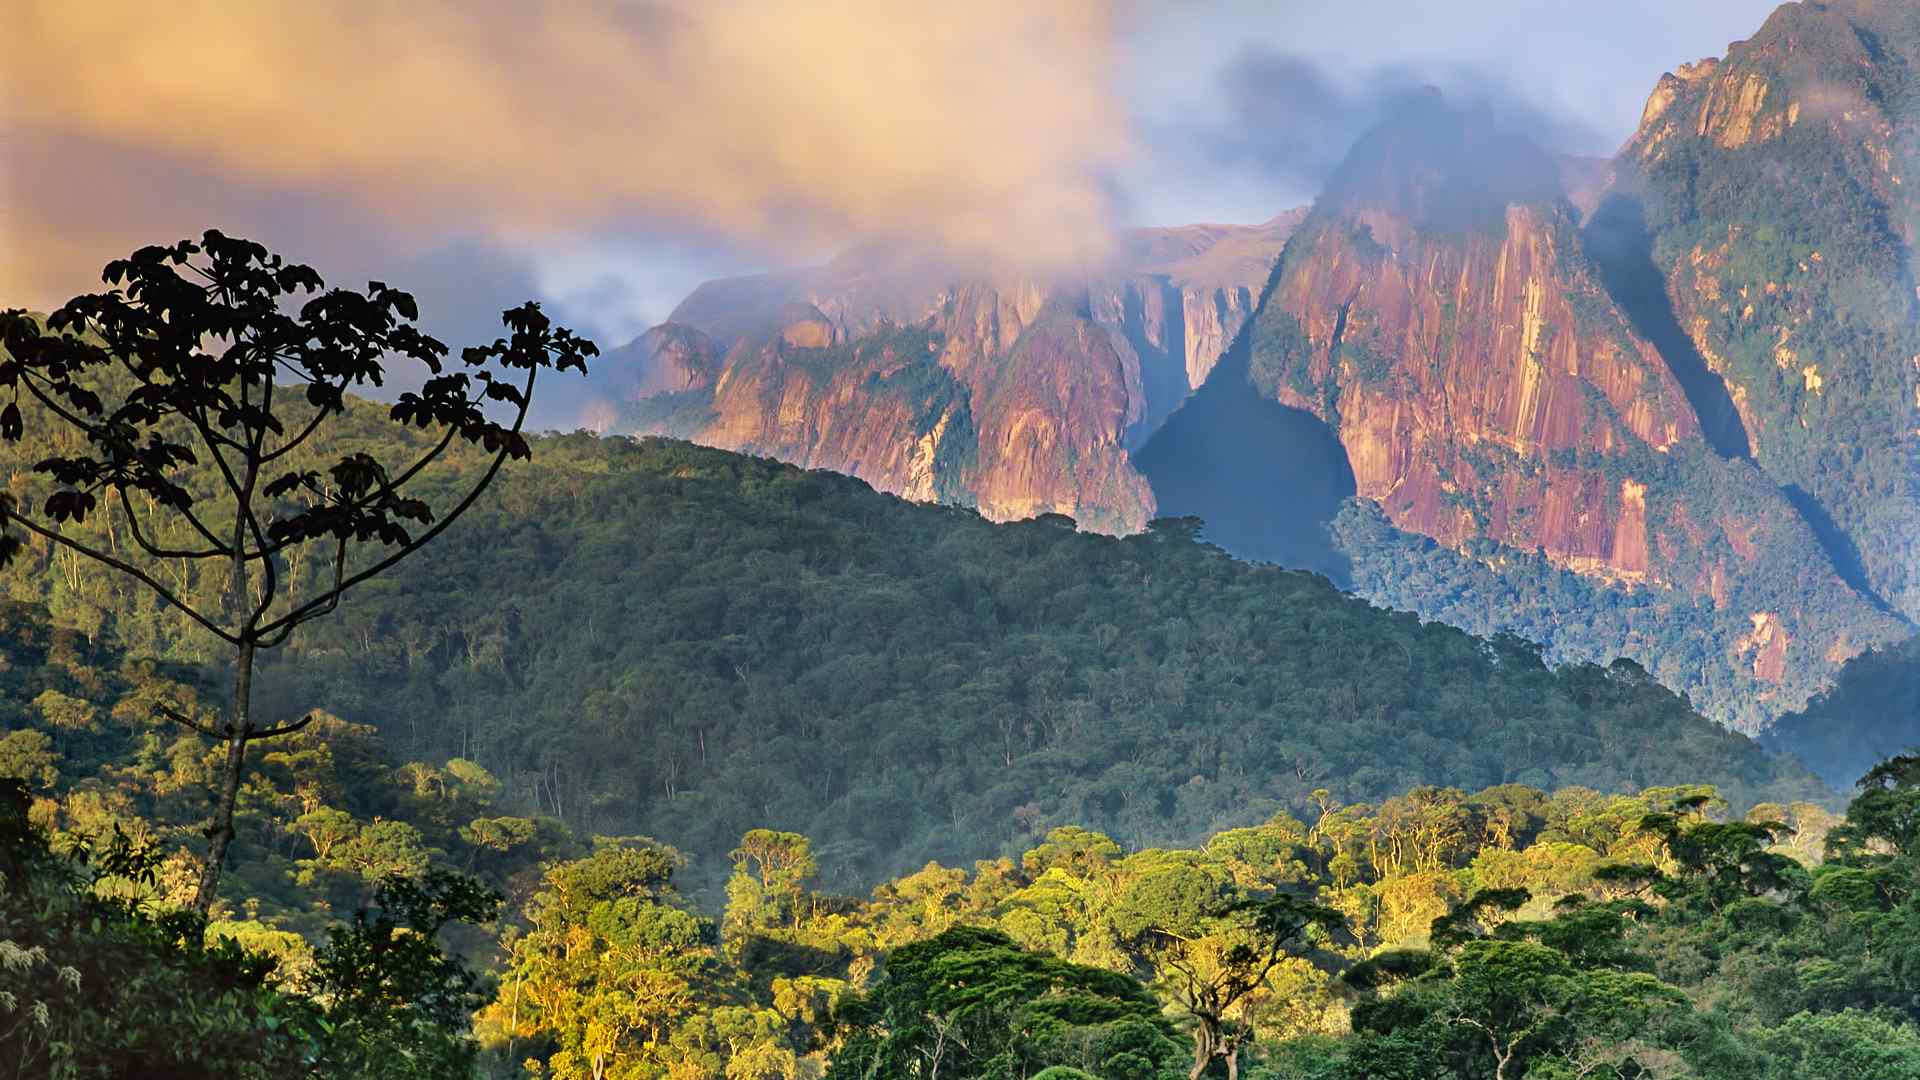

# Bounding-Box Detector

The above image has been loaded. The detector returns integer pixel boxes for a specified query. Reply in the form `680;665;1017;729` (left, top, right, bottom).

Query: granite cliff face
1617;0;1920;620
1236;95;1906;728
1253;99;1696;579
1262;211;1699;580
613;216;1300;529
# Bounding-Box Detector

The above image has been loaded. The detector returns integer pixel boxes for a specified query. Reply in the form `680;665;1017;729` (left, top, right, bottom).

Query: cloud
3;0;1131;298
0;124;698;428
1115;0;1776;226
1125;47;1609;226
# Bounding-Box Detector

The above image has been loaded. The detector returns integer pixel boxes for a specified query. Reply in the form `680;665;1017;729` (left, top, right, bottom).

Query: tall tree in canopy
1111;857;1343;1080
0;231;594;912
826;925;1186;1080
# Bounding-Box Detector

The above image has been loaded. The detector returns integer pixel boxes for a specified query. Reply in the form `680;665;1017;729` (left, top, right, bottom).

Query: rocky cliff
1253;96;1698;577
1617;0;1920;620
1238;93;1906;728
602;322;721;402
611;215;1300;529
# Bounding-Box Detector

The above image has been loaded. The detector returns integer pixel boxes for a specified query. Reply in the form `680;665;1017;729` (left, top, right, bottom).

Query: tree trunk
193;640;254;914
1188;1023;1216;1080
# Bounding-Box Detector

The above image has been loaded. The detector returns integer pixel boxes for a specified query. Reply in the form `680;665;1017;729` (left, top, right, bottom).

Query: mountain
1615;0;1920;621
1146;91;1904;731
590;4;1920;736
608;214;1304;532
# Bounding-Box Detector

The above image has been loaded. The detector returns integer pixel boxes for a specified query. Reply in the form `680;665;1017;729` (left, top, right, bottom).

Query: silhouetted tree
0;230;594;912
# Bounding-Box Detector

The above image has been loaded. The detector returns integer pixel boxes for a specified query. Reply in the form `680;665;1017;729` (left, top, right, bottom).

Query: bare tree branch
259;378;349;463
157;705;228;740
250;713;317;740
116;489;222;560
258;366;535;640
4;509;236;644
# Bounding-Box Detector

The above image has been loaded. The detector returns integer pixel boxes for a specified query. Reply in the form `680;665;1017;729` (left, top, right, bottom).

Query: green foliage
0;231;595;913
478;842;740;1080
0;597;571;936
306;870;502;1078
256;438;1828;897
0;423;1827;900
1766;635;1920;789
826;925;1184;1080
0;778;495;1079
1331;493;1908;732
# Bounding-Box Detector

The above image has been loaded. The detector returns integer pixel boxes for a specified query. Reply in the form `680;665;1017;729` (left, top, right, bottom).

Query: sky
2;0;1779;421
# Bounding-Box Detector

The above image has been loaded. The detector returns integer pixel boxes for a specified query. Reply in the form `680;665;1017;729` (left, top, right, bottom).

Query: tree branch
157;704;228;740
5;509;236;644
250;713;317;740
259;378;348;463
383;420;462;493
16;368;95;431
257;366;535;640
116;489;222;560
258;538;344;649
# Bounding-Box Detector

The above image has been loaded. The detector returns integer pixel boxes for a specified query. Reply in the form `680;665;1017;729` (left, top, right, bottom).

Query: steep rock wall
614;216;1298;530
1259;202;1694;579
1242;93;1908;728
1619;0;1920;619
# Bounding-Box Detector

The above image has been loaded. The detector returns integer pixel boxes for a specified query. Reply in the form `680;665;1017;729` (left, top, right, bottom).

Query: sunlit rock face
611;214;1300;531
1242;92;1906;729
1252;95;1695;581
1617;0;1920;622
606;25;1920;731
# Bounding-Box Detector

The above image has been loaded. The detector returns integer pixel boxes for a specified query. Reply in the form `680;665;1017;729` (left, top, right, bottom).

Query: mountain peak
1312;90;1565;242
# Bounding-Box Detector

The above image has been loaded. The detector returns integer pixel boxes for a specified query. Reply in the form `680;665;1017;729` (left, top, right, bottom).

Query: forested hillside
1;386;1826;896
13;673;1916;1080
1767;635;1920;791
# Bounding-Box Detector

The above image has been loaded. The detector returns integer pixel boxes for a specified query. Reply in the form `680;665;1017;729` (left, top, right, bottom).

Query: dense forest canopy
0;379;1828;896
0;339;1906;1080
7;656;1914;1080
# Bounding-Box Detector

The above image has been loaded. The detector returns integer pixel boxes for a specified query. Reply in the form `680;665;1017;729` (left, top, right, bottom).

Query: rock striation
1239;92;1906;728
612;215;1302;530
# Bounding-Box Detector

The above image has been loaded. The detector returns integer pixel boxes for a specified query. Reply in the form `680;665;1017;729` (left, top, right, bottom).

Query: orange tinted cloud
2;0;1131;303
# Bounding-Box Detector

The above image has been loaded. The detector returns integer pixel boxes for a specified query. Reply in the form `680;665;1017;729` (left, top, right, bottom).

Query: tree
825;925;1184;1080
727;829;818;933
307;869;503;1079
1828;754;1920;862
1112;858;1343;1080
0;777;498;1078
1638;797;1805;912
482;842;719;1080
0;730;59;791
0;231;595;912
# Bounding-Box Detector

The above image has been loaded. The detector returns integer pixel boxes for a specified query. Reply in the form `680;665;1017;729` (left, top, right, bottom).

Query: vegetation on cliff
1234;93;1909;733
1766;634;1920;791
1622;0;1920;621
